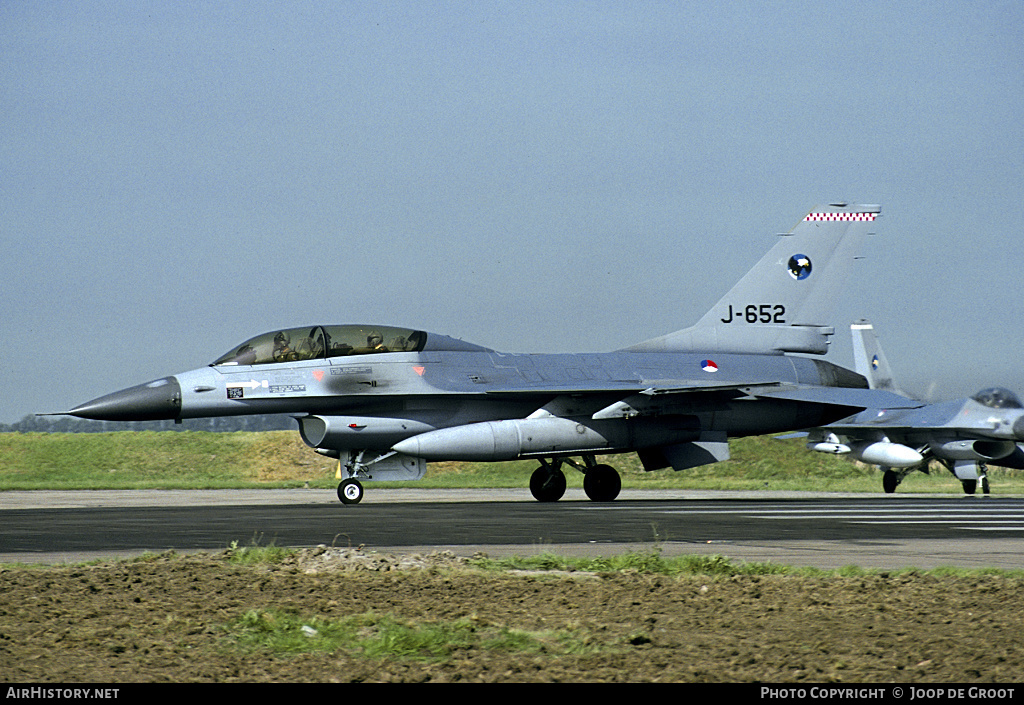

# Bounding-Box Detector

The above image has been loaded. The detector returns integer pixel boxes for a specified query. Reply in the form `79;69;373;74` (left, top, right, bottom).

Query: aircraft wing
821;421;928;434
484;379;922;423
486;378;785;421
484;378;775;396
485;378;923;412
750;387;924;410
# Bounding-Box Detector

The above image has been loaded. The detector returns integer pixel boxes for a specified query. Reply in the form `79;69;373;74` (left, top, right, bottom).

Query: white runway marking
584;499;1024;533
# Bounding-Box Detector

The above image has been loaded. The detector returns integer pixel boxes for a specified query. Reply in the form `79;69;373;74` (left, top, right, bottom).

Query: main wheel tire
338;478;364;504
583;464;621;502
882;469;899;494
530;466;566;502
961;479;977;495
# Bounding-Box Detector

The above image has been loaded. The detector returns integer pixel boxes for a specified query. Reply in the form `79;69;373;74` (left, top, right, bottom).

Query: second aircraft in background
806;320;1024;494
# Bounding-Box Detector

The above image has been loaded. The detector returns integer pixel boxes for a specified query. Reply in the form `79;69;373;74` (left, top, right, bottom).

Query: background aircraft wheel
583;464;621;502
338;478;364;504
981;476;991;495
882;469;899;494
529;466;566;502
961;479;977;495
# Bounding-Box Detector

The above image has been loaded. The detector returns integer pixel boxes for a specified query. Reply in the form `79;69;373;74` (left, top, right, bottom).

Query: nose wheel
338;478;364;504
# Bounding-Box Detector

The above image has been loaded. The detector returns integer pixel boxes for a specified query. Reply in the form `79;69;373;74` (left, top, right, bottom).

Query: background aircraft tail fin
625;203;880;355
851;319;903;394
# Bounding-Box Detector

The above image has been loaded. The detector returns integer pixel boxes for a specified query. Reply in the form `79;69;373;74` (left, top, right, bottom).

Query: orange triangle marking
413;366;425;376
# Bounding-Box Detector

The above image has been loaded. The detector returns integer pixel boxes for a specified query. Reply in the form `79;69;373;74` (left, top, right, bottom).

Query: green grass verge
224;608;605;660
3;430;1024;493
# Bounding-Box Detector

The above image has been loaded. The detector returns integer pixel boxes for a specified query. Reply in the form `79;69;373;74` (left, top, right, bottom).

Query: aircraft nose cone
69;377;182;421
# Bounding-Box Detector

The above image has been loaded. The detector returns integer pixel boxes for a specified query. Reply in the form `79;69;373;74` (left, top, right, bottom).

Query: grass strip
4;431;1024;493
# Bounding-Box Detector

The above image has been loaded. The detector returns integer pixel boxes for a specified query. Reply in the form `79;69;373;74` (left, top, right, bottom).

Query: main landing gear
529;456;621;502
881;461;991;495
881;467;907;494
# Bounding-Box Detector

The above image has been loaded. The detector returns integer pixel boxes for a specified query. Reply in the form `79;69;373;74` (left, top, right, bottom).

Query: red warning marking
804;212;877;221
413;366;425;376
312;370;325;381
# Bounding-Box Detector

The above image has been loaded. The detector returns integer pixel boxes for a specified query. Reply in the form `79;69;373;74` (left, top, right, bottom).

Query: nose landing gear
338;477;364;504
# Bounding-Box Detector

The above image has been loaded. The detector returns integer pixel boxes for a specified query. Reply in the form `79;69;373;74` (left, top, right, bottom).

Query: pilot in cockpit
273;331;296;362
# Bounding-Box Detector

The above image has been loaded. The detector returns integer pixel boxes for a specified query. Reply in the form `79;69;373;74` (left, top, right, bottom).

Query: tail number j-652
720;304;786;324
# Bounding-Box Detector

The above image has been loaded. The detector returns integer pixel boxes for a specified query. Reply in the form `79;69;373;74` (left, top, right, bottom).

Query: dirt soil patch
2;549;1022;683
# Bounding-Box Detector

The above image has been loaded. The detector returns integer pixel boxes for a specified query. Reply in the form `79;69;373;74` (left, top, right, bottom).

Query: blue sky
2;1;1022;422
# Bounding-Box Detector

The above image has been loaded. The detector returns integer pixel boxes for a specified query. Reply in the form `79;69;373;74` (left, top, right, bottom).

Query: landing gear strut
528;456;622;502
881;464;922;493
941;459;991;496
883;458;993;496
959;475;991;495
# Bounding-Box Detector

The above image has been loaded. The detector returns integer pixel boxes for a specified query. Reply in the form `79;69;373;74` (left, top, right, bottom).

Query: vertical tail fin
626;203;880;354
851;319;902;393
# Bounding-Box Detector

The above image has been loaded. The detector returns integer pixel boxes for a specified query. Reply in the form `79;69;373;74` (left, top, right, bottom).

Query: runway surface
2;488;1024;569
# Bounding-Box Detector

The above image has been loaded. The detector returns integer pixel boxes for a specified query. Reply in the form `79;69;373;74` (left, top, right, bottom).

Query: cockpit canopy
971;387;1023;409
212;325;427;366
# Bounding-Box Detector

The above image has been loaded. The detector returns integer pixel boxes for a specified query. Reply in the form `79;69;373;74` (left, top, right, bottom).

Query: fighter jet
63;203;908;504
805;320;1024;494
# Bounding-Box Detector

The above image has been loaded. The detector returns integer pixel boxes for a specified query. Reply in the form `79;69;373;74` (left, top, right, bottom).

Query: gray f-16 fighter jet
65;203;905;504
805;320;1024;494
